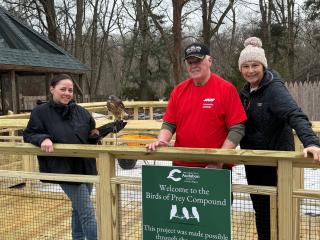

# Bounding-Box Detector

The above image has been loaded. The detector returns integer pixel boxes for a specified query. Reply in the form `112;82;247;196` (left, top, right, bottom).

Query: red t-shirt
163;73;247;167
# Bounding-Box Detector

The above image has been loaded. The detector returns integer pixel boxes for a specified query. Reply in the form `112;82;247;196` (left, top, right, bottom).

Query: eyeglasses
186;58;204;65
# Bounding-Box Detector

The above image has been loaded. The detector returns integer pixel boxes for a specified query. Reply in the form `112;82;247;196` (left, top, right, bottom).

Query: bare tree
136;0;152;99
269;0;299;80
38;0;61;44
118;0;140;93
96;0;118;95
88;0;99;96
259;0;272;61
201;0;235;47
75;0;84;60
145;0;191;85
171;0;189;85
287;0;295;80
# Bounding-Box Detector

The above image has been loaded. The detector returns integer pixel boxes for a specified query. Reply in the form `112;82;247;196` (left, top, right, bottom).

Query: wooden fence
0;100;168;120
0;142;320;240
12;80;320;121
285;81;320;121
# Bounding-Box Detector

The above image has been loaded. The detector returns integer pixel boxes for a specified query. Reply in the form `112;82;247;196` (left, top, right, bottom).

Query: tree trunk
39;0;60;44
259;0;272;64
137;0;151;100
144;0;189;86
75;0;84;61
90;0;99;96
202;0;210;46
172;0;184;85
287;0;295;80
201;0;234;47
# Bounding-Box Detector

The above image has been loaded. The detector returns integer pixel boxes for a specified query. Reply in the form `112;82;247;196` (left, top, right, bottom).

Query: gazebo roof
0;7;89;74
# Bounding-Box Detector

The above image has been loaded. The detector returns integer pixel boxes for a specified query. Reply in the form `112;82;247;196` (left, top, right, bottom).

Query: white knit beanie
238;37;268;70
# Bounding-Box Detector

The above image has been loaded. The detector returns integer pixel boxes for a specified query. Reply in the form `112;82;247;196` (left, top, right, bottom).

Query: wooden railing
0;142;319;240
0;101;168;120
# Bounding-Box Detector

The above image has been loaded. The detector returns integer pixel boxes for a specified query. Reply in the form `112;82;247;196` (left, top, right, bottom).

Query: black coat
23;100;97;176
240;70;319;151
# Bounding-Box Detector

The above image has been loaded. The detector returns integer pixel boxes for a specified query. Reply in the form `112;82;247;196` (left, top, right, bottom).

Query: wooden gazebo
0;7;89;114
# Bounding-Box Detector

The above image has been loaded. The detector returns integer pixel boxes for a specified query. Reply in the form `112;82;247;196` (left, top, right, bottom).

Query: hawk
106;95;128;120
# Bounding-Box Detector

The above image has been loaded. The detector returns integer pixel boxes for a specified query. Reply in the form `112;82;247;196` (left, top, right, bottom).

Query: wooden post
149;107;154;120
293;134;303;240
46;73;53;100
22;154;33;172
270;195;278;240
133;107;139;120
15;75;21;113
79;74;87;102
111;183;119;240
10;70;18;113
96;153;115;240
278;159;293;240
0;73;5;115
8;111;16;143
22;154;35;189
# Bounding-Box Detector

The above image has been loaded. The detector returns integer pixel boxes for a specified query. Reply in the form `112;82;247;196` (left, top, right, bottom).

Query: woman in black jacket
23;74;98;240
238;37;320;240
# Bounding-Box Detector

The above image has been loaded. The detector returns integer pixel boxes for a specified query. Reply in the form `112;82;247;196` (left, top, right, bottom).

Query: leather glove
88;120;127;144
97;120;127;138
113;120;127;133
88;129;100;144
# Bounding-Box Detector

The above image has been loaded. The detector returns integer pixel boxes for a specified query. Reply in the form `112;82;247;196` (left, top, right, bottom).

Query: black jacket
240;70;319;151
23;100;98;176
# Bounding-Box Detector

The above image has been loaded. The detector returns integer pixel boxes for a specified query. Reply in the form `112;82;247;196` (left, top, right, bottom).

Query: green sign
142;166;231;240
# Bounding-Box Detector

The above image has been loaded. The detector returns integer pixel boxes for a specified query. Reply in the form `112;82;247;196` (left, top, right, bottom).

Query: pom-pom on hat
238;37;268;70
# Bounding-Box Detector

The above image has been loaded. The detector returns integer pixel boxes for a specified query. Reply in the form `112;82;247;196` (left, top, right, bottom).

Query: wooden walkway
0;192;71;239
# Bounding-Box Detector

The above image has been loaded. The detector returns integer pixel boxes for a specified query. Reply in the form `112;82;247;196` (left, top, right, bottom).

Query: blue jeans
60;183;97;240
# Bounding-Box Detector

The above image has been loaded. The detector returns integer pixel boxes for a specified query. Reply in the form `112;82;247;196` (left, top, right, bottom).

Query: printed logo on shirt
257;102;263;107
202;98;215;109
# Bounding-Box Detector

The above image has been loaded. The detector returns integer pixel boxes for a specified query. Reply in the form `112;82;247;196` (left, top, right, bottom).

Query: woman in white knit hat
238;37;320;240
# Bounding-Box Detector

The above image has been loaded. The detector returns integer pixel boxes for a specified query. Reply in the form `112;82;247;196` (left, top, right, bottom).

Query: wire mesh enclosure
1;179;72;239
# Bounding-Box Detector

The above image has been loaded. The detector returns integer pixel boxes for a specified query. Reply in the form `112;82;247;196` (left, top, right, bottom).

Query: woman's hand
303;146;320;162
90;128;99;136
40;138;54;153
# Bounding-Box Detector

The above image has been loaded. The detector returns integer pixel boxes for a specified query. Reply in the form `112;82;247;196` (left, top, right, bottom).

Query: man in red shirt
146;42;247;168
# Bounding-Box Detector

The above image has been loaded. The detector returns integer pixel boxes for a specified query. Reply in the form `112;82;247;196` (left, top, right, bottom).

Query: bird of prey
169;205;177;220
182;207;189;220
106;95;128;120
191;207;200;222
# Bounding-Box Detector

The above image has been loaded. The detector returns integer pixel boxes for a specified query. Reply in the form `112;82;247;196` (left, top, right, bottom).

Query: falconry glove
88;120;127;144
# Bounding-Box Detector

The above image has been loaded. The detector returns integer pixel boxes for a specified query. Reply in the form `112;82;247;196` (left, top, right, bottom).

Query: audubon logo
167;169;200;183
167;169;182;182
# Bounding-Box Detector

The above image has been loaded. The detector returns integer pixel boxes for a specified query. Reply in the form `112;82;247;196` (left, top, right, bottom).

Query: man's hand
146;140;168;151
206;163;223;169
303;146;320;162
40;138;54;153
